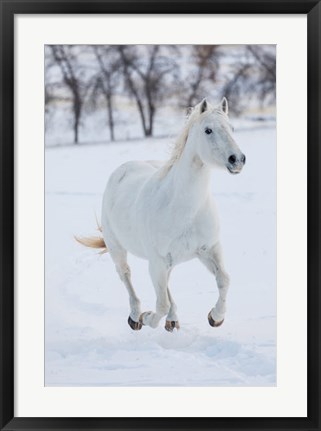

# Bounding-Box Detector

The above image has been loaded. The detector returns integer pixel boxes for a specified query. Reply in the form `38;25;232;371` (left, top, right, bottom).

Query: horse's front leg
198;242;230;327
140;259;179;330
165;287;180;332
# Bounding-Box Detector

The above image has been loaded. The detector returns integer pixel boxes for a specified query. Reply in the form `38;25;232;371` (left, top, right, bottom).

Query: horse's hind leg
198;242;230;327
109;246;142;330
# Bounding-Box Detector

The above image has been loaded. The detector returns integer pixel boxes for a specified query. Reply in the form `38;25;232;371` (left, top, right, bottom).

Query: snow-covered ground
45;126;276;387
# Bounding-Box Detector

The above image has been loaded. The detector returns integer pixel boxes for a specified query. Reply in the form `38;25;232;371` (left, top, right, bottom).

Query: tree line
45;45;276;144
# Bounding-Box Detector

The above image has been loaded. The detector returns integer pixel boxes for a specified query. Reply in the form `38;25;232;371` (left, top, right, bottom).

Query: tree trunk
135;100;148;137
146;112;154;136
118;48;149;137
106;94;115;141
145;128;153;137
146;99;155;137
73;98;81;144
74;117;79;144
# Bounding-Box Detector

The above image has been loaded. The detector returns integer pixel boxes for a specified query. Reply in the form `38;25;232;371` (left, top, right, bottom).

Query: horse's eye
205;128;212;135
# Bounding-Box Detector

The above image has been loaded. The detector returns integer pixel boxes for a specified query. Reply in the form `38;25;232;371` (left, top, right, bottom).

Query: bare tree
89;46;121;142
179;45;220;108
222;45;276;115
49;45;88;143
221;62;253;115
44;44;276;147
44;53;56;132
247;45;276;104
118;45;178;137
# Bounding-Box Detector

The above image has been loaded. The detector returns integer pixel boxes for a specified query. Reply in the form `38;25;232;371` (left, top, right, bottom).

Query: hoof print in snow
128;316;143;331
165;320;180;332
208;312;224;328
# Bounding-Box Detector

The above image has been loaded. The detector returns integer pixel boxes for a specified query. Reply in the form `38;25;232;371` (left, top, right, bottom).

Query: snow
45;125;276;387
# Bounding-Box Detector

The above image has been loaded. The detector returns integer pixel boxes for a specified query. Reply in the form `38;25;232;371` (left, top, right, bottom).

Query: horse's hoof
165;320;180;332
128;315;143;331
208;312;224;328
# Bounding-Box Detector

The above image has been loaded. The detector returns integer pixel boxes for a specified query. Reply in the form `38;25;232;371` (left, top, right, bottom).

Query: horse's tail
75;217;108;255
74;235;108;255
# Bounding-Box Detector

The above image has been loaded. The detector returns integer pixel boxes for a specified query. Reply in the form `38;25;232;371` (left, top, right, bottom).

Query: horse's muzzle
227;167;241;174
227;153;246;174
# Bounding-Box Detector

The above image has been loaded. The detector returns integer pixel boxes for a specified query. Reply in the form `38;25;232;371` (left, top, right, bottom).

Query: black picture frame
0;1;320;430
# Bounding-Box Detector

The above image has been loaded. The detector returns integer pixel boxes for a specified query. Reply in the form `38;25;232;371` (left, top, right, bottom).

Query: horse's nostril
241;154;246;164
228;155;236;165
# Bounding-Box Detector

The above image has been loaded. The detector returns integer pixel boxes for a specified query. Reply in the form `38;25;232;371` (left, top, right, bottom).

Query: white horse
77;98;245;332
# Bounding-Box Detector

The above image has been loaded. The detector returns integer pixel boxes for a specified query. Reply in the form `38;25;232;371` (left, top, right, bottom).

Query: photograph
2;2;319;429
44;43;277;387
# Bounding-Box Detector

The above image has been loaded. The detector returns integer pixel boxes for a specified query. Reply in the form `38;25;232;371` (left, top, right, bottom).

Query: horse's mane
160;106;203;177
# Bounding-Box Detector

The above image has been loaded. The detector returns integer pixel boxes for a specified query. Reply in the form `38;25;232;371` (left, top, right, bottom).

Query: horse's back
104;160;161;203
101;160;162;257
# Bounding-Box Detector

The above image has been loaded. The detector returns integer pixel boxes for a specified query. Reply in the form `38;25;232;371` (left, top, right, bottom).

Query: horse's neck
168;133;211;207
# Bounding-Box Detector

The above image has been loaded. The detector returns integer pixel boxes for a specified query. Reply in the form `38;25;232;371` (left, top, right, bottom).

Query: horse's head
192;98;246;175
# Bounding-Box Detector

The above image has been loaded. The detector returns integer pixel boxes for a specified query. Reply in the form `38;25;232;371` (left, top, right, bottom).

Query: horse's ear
221;97;229;115
186;106;194;117
200;98;208;114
